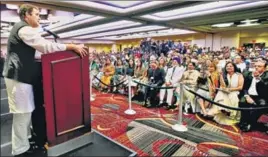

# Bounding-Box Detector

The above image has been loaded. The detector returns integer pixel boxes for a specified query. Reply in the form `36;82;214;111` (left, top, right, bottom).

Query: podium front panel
42;51;90;146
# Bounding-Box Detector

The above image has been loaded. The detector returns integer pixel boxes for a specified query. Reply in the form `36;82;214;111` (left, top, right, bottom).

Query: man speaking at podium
2;4;88;157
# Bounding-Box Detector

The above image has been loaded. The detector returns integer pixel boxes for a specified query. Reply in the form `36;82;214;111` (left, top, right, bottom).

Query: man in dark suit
144;60;165;108
239;60;268;132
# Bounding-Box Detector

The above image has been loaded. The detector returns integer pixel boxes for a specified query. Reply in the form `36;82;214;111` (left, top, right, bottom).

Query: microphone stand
43;28;59;43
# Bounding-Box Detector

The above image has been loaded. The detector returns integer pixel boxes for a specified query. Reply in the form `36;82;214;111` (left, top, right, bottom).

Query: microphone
42;27;60;42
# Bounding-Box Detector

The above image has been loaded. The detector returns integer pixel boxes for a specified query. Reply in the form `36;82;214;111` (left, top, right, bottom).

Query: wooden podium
41;51;91;155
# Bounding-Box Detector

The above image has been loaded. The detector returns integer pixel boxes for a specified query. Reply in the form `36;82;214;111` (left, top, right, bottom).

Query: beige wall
86;44;113;53
114;28;268;51
1;28;267;53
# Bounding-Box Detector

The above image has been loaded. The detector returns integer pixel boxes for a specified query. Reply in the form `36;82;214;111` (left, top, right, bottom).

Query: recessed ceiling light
241;19;258;23
40;9;48;15
237;23;260;27
212;23;234;27
6;4;18;10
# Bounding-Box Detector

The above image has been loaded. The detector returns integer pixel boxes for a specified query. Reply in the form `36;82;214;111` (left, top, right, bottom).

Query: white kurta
5;78;35;113
5;26;66;113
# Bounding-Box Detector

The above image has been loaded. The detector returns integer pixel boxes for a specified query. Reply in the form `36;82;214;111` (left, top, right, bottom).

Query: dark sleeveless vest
2;21;37;84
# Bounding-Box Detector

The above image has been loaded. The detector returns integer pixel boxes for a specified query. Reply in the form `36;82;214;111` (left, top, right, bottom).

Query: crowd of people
90;39;268;133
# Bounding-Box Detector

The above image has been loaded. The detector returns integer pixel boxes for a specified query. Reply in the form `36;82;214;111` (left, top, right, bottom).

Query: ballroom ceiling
1;1;268;41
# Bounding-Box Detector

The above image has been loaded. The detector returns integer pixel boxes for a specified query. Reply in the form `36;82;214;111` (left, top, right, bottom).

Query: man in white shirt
159;57;184;109
2;4;88;157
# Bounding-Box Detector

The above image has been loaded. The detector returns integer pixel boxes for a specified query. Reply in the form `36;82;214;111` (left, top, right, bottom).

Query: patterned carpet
90;89;268;156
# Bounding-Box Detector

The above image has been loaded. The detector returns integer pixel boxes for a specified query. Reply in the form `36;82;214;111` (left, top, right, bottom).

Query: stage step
1;129;136;157
1;84;9;115
59;130;136;157
1;114;12;146
0;78;5;89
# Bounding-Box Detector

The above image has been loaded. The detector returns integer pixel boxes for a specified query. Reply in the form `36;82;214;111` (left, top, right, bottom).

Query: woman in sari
100;58;115;92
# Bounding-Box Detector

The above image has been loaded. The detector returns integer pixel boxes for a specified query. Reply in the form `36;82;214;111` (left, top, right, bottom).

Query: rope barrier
92;72;268;112
184;87;268;111
132;80;179;89
94;75;127;88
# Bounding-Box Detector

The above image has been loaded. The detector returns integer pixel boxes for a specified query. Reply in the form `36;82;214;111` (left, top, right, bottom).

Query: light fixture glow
212;23;234;27
6;4;18;10
73;25;167;39
141;1;268;21
45;14;95;30
93;29;195;40
241;19;258;23
153;1;245;17
62;1;169;13
59;20;141;38
41;16;105;35
39;9;48;15
237;23;260;27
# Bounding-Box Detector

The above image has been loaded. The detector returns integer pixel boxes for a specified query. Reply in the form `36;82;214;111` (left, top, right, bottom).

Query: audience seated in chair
196;62;220;116
239;60;268;132
160;57;184;110
180;62;200;113
144;60;165;108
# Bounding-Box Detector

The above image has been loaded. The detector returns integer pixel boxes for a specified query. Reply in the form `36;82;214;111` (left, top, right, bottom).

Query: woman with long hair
131;59;148;101
196;62;220;116
159;57;168;72
111;58;125;92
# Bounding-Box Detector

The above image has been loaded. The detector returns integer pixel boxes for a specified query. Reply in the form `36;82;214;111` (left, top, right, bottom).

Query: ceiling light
63;1;169;13
0;23;9;27
212;23;234;27
155;1;245;17
73;25;166;39
59;20;142;38
6;4;18;9
241;19;258;23
40;9;48;15
141;1;268;21
237;23;260;27
93;29;195;40
44;14;95;31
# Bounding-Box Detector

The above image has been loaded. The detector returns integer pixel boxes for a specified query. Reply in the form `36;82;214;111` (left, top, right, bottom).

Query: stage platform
1;78;136;156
